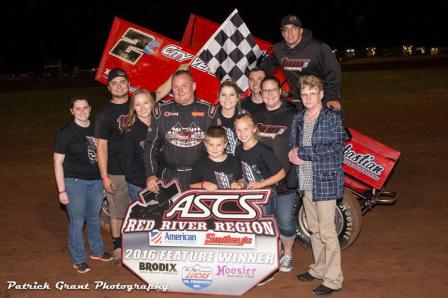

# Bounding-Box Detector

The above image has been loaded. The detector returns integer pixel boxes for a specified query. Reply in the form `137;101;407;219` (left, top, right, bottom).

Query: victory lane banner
121;179;279;296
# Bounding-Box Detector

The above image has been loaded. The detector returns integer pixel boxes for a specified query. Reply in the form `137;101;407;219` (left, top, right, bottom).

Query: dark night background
1;0;446;74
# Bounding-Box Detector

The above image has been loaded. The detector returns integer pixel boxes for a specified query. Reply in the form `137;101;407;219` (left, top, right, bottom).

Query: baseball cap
108;68;128;83
281;15;303;28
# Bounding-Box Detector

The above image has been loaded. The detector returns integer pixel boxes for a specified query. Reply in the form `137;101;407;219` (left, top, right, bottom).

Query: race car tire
295;189;363;250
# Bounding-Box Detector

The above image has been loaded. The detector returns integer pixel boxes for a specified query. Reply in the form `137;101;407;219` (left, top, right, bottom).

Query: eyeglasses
261;88;280;95
300;92;319;98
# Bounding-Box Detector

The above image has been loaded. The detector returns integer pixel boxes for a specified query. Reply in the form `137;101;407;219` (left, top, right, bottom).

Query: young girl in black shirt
234;113;286;214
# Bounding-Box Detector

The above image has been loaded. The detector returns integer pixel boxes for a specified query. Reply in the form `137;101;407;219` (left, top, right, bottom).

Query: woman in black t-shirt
215;80;246;156
120;89;155;201
54;96;112;273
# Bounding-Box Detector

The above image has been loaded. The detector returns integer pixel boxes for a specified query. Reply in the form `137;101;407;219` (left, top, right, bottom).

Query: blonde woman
120;89;155;201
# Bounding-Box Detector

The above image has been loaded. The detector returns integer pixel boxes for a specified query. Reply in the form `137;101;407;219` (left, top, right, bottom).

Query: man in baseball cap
108;68;128;83
280;15;303;29
259;14;342;113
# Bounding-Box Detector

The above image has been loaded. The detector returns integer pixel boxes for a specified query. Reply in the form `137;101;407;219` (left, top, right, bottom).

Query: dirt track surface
1;66;447;298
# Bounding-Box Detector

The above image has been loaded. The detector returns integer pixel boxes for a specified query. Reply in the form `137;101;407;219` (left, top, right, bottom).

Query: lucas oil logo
182;264;213;290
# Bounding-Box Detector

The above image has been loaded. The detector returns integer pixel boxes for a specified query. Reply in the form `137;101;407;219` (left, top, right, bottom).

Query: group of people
53;14;344;296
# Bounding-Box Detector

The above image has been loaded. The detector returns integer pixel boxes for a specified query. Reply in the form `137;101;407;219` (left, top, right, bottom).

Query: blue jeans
261;189;276;216
127;182;142;202
65;178;104;264
274;191;298;240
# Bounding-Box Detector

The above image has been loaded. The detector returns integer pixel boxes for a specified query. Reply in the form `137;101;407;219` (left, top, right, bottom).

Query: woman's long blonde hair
125;89;155;132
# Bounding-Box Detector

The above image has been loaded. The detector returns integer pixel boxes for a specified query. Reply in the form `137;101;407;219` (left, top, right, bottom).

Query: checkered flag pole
197;9;262;92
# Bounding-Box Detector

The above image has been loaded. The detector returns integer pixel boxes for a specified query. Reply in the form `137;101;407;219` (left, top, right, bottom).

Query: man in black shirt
144;70;217;191
95;68;131;263
260;15;342;111
240;67;266;114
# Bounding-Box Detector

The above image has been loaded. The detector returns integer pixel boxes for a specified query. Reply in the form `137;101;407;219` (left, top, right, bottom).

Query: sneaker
90;252;113;262
257;274;275;286
279;254;293;272
112;248;122;265
297;272;318;282
312;284;341;296
73;262;91;273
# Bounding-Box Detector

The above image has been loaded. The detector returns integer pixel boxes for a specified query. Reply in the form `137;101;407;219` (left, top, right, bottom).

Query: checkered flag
197;9;262;91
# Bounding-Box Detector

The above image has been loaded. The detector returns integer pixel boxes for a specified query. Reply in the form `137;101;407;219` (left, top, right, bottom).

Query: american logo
150;230;163;244
182;264;213;290
149;230;198;247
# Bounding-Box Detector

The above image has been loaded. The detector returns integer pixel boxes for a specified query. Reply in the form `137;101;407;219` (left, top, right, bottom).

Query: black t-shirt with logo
94;101;129;175
240;96;265;114
216;107;240;156
190;155;242;189
235;141;282;183
54;121;100;180
120;118;148;187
